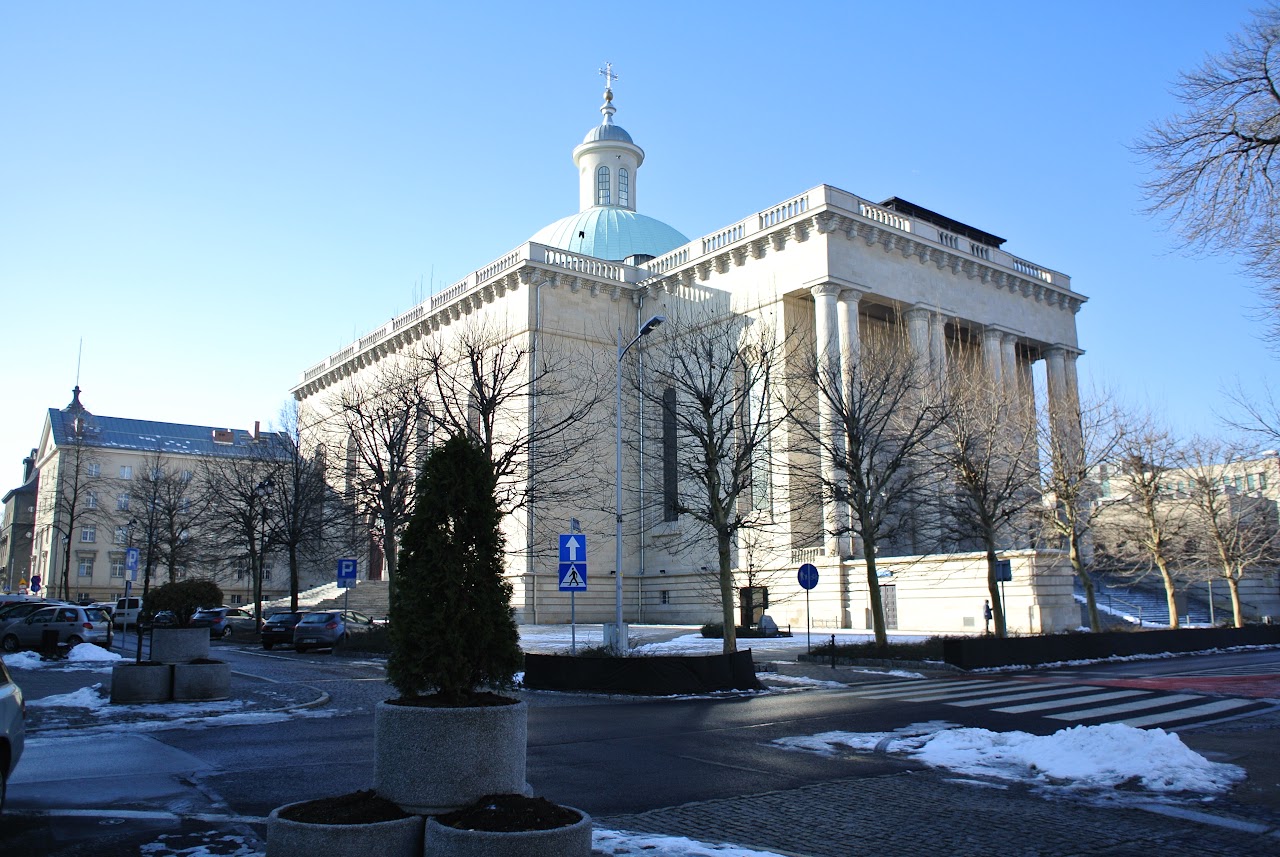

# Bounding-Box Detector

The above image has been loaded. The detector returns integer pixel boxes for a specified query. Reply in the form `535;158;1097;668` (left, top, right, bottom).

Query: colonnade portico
806;287;1084;560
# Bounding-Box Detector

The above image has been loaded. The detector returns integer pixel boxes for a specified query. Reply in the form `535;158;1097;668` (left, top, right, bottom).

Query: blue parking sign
337;558;358;589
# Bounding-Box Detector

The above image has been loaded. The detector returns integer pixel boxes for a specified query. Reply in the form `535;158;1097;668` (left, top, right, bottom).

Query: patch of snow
773;721;1245;796
69;644;123;662
26;684;108;709
2;651;45;669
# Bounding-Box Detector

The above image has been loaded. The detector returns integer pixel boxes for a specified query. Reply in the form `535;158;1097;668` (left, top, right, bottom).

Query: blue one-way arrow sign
558;534;587;591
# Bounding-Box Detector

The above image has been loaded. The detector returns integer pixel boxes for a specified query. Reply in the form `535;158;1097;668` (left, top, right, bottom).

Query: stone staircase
264;580;391;619
1073;573;1211;627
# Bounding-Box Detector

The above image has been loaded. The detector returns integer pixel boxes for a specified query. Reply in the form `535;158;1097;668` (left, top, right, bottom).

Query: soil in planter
436;794;580;832
388;690;517;708
279;789;410;824
188;658;225;665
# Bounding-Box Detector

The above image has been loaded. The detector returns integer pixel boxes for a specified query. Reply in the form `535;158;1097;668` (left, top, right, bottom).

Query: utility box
603;622;629;653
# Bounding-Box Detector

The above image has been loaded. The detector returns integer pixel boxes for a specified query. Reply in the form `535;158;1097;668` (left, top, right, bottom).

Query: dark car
190;607;259;639
293;610;376;653
260;611;306;650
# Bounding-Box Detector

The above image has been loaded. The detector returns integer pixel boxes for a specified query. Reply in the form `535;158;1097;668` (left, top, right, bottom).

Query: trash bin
40;629;61;658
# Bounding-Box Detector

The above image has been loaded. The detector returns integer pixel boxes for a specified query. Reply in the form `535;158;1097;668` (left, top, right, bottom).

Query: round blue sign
797;563;819;590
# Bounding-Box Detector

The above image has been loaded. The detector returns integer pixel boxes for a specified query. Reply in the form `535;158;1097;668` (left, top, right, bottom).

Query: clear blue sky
2;1;1274;478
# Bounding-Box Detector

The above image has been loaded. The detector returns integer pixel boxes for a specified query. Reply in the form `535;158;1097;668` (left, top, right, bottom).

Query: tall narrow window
662;387;678;522
618;168;629;207
596;166;611;205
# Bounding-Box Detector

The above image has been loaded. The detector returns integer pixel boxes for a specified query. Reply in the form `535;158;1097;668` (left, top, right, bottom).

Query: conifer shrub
386;433;522;704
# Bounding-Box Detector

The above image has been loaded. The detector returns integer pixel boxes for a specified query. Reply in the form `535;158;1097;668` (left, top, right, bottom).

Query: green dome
530;207;688;262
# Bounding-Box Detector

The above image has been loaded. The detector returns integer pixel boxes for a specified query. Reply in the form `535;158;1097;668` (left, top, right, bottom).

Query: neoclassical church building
293;73;1086;636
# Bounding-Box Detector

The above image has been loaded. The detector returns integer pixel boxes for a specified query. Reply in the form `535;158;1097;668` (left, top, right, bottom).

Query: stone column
1044;345;1082;448
812;283;848;557
905;306;933;381
837;289;863;558
929;312;947;387
903;305;940;554
982;328;1004;385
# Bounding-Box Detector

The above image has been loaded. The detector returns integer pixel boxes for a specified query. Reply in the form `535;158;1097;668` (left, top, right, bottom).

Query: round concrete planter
172;660;230;701
110;662;172;704
424;808;591;857
151;628;210;664
374;698;531;815
266;800;423;857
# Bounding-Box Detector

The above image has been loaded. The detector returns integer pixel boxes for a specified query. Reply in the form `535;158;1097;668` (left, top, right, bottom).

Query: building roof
530;207;688;262
47;407;289;460
582;122;635;145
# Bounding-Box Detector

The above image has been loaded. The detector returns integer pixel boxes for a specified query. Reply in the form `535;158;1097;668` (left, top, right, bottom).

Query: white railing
542;248;625;281
359;326;389;351
702;224;745;254
475;249;521;285
431;274;474;309
1010;256;1052;282
939;231;960;249
759;194;809;229
859;201;912;233
645;246;689;275
790;547;825;563
392;305;424;331
969;242;992;261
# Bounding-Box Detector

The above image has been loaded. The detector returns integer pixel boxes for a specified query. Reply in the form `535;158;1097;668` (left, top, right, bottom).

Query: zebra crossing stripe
1047;693;1201;721
847;680;998;699
990;689;1151;714
1118;698;1259;729
944;685;1126;708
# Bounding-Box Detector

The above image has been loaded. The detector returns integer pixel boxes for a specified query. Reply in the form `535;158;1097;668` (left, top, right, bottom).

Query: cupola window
596;166;611;205
618;168;629;207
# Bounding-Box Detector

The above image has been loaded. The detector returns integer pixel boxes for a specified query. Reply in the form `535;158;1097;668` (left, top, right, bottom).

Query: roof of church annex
529;67;688;263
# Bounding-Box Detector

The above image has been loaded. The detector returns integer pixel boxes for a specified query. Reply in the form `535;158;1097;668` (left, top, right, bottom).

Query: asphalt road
4;639;1279;856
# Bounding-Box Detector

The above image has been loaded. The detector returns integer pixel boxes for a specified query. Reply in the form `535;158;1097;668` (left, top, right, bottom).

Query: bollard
830;634;836;668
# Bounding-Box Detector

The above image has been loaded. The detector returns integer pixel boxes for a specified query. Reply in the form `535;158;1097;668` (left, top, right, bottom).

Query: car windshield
299;613;334;624
267;613;302;623
193;610;221;619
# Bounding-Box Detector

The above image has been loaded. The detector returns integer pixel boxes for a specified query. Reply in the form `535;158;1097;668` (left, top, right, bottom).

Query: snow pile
773;721;1245;796
2;651;45;669
25;683;108;710
68;644;123;662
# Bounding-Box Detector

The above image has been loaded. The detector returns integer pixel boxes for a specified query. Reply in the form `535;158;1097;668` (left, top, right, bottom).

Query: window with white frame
109;554;125;578
81;526;96;543
120;465;132;480
77;555;95;577
618;168;629;207
86;462;100;477
180;469;193;482
117;493;130;511
114;526;128;545
596;165;610;205
85;491;98;509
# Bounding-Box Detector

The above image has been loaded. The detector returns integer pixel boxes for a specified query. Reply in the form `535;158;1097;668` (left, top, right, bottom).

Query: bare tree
638;312;786;654
128;450;207;586
326;359;434;598
1094;420;1190;628
271;401;354;610
935;364;1041;638
41;408;103;601
418;319;604;517
201;452;282;624
787;320;948;648
1135;5;1280;340
1224;381;1280;446
1036;389;1125;631
1181;439;1280;626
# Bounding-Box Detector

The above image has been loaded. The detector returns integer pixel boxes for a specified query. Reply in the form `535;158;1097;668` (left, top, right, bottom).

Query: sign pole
570;592;576;654
797;563;819;654
806;587;811;653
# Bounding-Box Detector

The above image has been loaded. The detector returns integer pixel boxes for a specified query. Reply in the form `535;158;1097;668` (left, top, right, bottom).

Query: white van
113;597;143;629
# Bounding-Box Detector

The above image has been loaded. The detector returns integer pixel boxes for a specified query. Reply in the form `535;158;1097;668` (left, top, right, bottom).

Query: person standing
983;600;993;634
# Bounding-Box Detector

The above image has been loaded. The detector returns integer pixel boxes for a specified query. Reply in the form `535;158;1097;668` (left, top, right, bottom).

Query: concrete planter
266;800;423;857
374;699;531;815
172;660;231;701
151;628;210;664
109;662;172;704
424;808;591;857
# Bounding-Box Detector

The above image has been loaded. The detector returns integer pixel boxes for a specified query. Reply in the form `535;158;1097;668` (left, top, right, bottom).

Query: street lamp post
613;314;664;653
253;478;274;622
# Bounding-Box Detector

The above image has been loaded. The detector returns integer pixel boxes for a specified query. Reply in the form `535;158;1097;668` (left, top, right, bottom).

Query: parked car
293;610;376;653
190;606;259;639
0;605;112;652
0;657;24;814
142;610;177;630
113;597;143;629
260;611;306;650
0;600;70;633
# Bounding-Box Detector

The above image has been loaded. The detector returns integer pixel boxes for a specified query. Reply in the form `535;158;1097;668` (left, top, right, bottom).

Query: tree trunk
718;531;736;655
986;543;1006;638
1228;575;1243;628
288;544;300;611
1070;532;1100;631
864;548;888;649
1157;560;1179;629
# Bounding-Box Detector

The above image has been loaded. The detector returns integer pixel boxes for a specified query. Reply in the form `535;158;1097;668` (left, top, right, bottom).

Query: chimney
254;421;261;441
22;449;35;482
212;429;235;444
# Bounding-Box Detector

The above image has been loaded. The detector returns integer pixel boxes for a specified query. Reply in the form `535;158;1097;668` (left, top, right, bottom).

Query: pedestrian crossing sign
558;562;587;591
